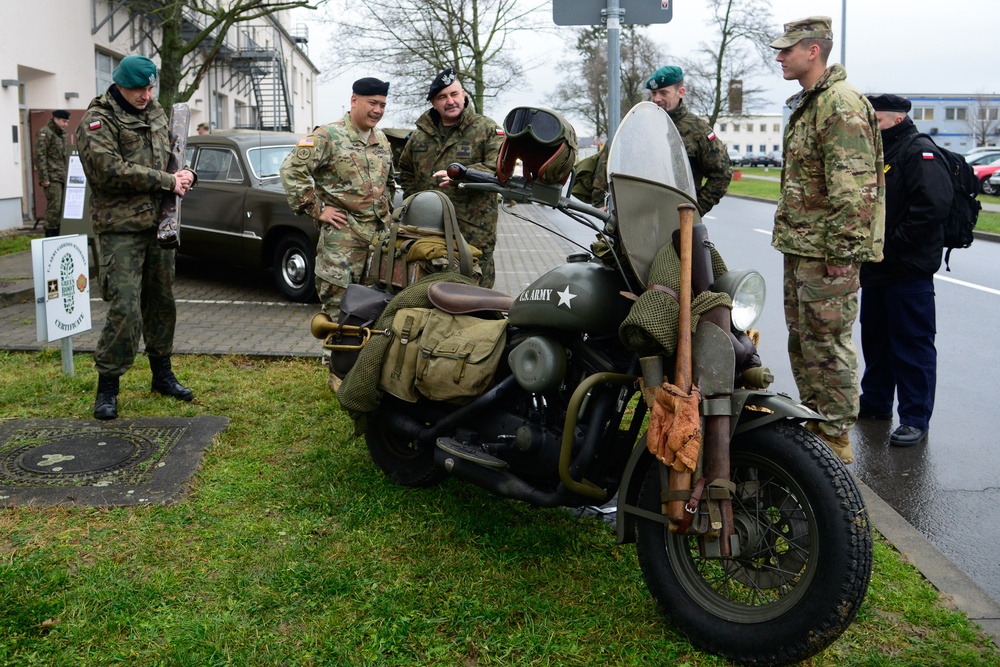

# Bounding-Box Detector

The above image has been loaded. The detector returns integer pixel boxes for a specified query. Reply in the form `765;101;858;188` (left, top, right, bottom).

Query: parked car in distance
987;169;1000;194
744;152;780;168
967;151;1000;166
974;157;1000;195
964;146;1000;162
182;131;318;302
764;152;783;167
727;149;745;166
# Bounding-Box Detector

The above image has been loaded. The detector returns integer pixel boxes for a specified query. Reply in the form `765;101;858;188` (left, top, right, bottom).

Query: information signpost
31;234;92;376
553;0;673;143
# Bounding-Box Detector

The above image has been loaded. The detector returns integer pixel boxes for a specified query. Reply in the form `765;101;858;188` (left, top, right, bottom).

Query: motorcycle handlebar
446;163;499;185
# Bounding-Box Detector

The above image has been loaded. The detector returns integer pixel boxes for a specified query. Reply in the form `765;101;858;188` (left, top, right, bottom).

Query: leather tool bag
328;285;393;379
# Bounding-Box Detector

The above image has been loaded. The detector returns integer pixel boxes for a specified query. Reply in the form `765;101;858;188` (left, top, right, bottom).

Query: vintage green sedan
182;131;317;301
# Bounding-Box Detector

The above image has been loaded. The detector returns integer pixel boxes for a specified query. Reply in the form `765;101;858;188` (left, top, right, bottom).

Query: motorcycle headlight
714;269;766;331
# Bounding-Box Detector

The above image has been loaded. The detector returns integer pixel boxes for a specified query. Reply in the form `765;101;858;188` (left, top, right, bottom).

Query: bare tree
677;0;777;125
554;26;663;140
966;95;1000;147
318;0;546;119
125;0;324;110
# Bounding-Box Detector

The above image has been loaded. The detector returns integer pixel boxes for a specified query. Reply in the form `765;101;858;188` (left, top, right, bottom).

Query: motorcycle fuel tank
508;258;630;336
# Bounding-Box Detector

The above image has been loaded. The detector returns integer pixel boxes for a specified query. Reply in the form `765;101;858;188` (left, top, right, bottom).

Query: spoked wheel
365;403;446;487
635;421;872;666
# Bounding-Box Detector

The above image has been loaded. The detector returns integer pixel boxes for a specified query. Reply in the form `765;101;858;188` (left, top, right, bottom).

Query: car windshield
247;145;296;180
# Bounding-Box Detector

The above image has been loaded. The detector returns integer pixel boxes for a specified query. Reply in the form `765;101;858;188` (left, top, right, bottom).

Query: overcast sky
298;0;998;134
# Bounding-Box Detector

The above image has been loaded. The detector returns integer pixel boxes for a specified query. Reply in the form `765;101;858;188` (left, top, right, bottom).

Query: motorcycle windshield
607;102;700;286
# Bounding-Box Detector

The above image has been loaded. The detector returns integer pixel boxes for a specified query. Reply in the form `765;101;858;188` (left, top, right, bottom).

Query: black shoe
94;374;119;420
890;425;928;447
149;355;194;401
858;407;892;420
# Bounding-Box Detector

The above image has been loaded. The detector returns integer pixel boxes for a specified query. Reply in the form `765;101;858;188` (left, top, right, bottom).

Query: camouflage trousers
782;254;860;438
459;218;497;289
314;220;377;317
43;182;65;230
94;230;177;378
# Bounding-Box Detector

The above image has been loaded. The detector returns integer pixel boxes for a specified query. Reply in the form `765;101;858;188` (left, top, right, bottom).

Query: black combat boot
44;227;60;238
94;374;119;420
149;355;194;401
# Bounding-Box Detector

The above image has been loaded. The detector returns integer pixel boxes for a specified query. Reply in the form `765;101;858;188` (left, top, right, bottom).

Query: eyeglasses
503;107;563;145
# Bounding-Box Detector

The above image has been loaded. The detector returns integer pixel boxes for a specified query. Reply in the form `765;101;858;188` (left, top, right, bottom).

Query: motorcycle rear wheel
366;405;447;487
635;420;872;666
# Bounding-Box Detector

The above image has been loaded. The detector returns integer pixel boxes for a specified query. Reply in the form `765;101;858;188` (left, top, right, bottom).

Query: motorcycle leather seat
427;282;514;315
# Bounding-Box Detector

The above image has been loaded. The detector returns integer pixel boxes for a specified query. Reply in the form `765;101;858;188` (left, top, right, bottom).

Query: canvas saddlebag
379;307;507;404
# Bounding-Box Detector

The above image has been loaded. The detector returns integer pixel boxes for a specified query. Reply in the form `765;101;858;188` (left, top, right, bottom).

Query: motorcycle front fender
614;389;824;545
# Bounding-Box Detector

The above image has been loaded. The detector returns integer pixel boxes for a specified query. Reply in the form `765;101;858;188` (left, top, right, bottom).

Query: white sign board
32;235;92;342
62;154;87;220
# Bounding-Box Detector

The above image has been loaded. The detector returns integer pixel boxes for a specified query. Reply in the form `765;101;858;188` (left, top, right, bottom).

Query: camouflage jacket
33;119;68;184
75;88;174;234
280;113;393;231
398;104;503;231
572;150;609;208
668;100;732;214
773;65;885;265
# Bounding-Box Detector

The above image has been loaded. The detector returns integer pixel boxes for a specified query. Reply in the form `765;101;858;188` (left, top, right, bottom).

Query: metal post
605;0;623;143
61;337;74;376
840;0;846;67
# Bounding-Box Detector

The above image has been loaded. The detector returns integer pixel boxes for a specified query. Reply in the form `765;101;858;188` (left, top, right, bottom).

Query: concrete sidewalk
2;206;999;645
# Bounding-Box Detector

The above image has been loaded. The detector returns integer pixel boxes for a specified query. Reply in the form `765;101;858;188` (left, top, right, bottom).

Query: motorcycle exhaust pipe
433;447;568;508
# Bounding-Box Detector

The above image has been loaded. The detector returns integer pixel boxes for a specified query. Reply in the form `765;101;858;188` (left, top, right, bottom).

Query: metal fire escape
90;0;303;132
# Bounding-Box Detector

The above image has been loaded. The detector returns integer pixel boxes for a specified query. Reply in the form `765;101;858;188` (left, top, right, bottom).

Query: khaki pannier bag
379;307;507;404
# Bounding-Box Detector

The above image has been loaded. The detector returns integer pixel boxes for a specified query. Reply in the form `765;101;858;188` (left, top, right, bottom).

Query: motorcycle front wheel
635;420;872;666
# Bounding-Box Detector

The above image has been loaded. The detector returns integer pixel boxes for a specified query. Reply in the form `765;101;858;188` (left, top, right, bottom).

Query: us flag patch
921;152;935;160
88;120;102;131
707;131;717;141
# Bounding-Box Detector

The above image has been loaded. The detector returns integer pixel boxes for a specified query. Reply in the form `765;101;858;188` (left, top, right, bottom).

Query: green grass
0;233;36;256
728;173;1000;234
1;351;999;666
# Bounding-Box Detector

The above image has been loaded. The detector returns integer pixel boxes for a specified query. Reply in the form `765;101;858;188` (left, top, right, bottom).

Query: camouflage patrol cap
113;55;158;89
645;65;684;91
769;16;833;49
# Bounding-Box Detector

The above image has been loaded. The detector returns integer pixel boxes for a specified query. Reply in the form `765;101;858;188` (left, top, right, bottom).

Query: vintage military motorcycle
317;103;873;666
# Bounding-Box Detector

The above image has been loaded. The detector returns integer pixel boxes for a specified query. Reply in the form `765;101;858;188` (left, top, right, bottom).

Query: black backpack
906;133;981;271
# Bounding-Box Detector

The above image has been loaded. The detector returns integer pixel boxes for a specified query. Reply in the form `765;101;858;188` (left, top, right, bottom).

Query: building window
759;144;766;153
745;123;753;132
773;145;779;152
978;107;999;121
733;124;740;133
95;52;120;96
213;92;226;131
732;144;740;152
773;123;780;132
913;107;934;121
720;123;728;132
759;124;766;132
945;107;967;121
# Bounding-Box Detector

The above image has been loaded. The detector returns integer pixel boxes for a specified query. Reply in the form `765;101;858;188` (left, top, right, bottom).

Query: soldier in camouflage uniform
33;110;71;236
770;17;885;464
645;66;732;215
76;55;198;420
281;77;394;318
398;68;503;287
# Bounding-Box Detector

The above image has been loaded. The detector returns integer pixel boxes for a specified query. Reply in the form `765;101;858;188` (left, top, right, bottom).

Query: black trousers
859;277;936;430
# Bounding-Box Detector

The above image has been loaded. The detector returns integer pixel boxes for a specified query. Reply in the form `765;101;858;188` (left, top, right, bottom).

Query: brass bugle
309;312;380;352
310;312;337;340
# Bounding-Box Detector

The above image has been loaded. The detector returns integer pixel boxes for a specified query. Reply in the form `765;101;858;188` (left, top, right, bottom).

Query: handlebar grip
446;162;499;184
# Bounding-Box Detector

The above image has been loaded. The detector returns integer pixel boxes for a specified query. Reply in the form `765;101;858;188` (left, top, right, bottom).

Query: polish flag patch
921;152;935;160
707;131;717;141
496;128;504;136
88;120;102;131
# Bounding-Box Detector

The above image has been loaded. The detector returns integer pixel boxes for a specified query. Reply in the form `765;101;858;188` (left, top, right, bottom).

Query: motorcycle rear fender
614;389;823;545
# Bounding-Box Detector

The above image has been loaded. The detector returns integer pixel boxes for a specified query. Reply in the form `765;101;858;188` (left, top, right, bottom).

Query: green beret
112;55;158;89
645;65;683;91
769;16;833;49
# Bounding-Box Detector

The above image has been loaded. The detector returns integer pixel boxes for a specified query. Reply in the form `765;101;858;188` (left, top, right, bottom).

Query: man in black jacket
859;94;951;447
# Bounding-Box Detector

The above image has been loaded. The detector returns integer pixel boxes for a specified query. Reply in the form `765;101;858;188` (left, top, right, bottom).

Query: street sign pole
605;0;623;143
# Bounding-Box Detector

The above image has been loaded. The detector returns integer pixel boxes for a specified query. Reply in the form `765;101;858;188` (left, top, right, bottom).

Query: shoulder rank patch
297;137;315;147
921;152;935;160
707;131;717;141
88;120;102;131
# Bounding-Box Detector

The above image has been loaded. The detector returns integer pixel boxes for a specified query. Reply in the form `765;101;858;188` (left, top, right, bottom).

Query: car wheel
273;233;316;302
982;176;998;196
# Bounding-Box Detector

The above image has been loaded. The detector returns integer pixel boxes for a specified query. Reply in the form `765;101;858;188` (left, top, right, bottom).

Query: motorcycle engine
508;335;566;393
